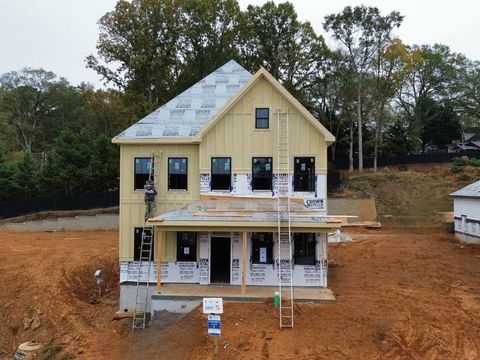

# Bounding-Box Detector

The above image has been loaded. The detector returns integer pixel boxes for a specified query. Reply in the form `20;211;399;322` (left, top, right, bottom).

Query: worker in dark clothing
144;179;157;220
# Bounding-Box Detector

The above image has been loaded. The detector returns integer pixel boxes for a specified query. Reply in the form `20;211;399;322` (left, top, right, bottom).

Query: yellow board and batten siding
118;144;199;260
199;77;327;174
118;75;330;261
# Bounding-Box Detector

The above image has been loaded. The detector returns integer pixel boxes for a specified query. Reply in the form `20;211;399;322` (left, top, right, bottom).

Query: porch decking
153;284;335;303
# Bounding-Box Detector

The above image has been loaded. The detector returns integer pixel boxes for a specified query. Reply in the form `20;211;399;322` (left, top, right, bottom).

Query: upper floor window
168;157;188;190
177;232;197;262
134;157;153;190
255;108;269;129
211;157;231;191
252;157;272;191
251;232;273;264
294;157;315;192
294;233;316;265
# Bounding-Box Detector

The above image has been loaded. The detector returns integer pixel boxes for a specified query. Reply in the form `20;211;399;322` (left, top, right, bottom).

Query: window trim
255;108;269;129
293;157;316;192
176;232;197;262
134;157;153;191
293;233;316;266
252;157;273;191
251;232;274;265
211;157;232;191
168;157;188;191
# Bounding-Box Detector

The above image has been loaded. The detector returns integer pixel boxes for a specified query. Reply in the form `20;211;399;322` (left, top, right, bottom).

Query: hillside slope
338;163;480;219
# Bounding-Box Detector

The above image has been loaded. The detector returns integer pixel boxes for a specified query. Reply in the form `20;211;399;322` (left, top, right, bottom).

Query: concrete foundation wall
328;197;377;222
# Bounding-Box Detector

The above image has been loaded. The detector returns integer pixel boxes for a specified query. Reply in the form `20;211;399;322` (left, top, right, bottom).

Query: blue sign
208;315;221;336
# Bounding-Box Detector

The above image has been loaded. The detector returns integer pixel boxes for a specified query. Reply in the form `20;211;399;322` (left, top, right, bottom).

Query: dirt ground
2;226;480;359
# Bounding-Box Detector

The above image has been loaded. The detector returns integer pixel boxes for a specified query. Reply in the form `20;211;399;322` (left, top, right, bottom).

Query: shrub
451;165;463;173
469;158;480;167
452;157;468;166
458;173;472;181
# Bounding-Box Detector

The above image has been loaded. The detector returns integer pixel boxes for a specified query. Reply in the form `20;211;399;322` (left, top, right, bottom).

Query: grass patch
343;171;456;217
41;341;74;360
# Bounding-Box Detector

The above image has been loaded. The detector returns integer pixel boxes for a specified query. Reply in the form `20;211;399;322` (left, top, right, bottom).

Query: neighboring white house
451;180;480;243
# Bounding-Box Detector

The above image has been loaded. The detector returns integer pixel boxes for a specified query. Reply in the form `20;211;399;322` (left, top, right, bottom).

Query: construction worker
144;179;157;221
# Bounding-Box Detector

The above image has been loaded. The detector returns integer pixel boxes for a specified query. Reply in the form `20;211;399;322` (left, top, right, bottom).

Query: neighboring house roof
451;142;480;151
113;60;335;144
450;180;480;198
464;127;480;142
451;141;480;151
114;60;252;140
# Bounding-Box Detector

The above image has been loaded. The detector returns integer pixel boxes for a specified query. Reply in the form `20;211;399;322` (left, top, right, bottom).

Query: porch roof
147;198;341;232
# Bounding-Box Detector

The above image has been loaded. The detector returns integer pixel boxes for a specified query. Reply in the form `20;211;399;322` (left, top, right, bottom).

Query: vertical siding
118;78;331;260
199;77;327;174
119;144;200;260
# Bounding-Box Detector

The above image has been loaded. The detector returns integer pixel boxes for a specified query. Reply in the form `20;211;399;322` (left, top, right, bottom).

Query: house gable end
193;68;335;144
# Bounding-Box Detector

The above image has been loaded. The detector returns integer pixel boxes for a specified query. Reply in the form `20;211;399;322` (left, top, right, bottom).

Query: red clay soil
2;227;480;359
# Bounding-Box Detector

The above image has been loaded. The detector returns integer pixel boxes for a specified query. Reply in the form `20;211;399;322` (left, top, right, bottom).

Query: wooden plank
241;232;248;295
157;230;163;291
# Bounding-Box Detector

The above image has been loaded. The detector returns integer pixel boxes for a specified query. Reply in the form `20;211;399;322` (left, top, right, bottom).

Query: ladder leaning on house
276;108;294;328
132;154;157;330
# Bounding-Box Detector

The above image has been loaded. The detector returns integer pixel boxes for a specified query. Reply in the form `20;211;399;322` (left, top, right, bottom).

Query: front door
210;237;231;283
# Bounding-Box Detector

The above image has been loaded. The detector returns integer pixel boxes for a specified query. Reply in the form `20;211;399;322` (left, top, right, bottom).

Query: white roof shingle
115;60;252;139
450;180;480;198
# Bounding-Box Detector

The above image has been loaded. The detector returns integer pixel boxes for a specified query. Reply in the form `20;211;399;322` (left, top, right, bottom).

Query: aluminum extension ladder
132;153;158;330
276;108;294;328
132;224;154;329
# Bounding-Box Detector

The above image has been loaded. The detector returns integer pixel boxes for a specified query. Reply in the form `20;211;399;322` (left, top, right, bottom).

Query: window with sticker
168;157;188;190
294;157;315;192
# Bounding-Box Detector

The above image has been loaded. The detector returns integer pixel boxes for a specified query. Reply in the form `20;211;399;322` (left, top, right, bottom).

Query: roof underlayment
115;60;252;139
450;180;480;198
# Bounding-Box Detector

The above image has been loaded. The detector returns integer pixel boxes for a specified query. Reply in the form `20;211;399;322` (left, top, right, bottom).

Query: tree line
1;0;479;200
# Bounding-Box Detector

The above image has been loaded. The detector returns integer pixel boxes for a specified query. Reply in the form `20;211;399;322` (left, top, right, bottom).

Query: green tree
371;39;421;170
397;44;468;151
0;68;65;153
421;100;461;150
87;0;242;116
240;1;329;104
0;147;15;201
39;127;119;195
12;152;39;200
324;6;403;171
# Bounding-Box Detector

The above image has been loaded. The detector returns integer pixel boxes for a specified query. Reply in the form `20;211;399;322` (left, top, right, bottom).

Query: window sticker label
259;247;267;263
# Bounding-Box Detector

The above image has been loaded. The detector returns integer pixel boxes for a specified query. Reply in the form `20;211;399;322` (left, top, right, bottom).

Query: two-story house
112;60;340;320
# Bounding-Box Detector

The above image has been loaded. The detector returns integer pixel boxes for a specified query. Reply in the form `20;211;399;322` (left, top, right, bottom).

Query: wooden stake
213;336;219;357
157;230;163;291
241;232;248;295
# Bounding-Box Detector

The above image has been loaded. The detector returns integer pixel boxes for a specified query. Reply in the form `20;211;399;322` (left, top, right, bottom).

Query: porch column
241;232;248;295
157;230;163;291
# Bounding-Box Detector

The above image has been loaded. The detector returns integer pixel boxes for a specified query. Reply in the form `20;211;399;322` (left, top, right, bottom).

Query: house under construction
111;60;340;329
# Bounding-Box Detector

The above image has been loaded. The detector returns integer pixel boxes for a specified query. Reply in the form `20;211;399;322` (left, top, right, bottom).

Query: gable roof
113;60;252;141
112;60;335;144
193;67;335;144
450;180;480;198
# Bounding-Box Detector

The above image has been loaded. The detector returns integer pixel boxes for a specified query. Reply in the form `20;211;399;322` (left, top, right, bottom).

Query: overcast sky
0;0;478;87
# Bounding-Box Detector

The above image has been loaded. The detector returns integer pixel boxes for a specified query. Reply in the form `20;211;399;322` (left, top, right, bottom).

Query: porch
153;283;335;303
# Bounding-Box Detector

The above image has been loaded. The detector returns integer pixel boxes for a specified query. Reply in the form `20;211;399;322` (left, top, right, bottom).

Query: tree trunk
349;124;354;173
357;83;363;171
373;125;379;172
